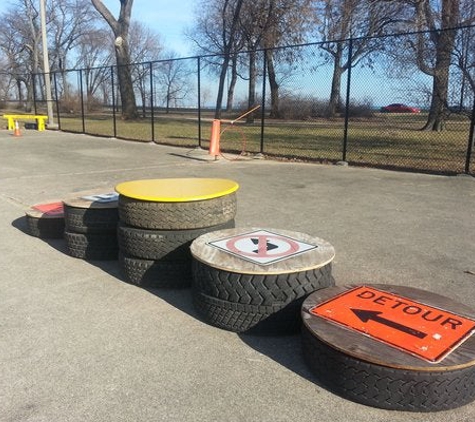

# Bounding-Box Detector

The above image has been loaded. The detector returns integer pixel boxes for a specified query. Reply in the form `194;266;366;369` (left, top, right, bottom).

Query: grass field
3;110;473;175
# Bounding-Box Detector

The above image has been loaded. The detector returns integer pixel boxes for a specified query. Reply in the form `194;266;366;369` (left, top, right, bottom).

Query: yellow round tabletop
115;178;239;202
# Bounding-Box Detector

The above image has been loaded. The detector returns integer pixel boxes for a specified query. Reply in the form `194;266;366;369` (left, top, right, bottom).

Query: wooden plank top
62;189;118;209
25;201;64;219
115;178;239;202
302;284;475;370
190;227;335;275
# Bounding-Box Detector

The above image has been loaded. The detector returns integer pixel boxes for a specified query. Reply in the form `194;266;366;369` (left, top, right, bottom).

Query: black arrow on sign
251;237;278;254
351;309;428;339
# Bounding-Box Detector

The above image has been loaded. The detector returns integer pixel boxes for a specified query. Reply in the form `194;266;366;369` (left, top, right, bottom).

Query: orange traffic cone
209;119;221;157
13;120;21;137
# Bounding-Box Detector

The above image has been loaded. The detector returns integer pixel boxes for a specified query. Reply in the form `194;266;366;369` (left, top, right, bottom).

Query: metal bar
464;97;475;174
53;72;61;129
342;38;353;162
79;69;85;133
111;66;117;138
197;56;202;148
149;62;155;142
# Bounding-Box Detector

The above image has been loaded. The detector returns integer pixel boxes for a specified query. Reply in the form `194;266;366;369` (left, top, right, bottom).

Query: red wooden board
32;202;64;216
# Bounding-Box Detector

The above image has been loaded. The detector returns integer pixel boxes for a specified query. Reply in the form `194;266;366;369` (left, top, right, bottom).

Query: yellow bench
3;114;48;131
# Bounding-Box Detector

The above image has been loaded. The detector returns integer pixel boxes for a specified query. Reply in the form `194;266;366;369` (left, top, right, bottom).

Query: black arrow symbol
351;309;428;339
251;237;278;254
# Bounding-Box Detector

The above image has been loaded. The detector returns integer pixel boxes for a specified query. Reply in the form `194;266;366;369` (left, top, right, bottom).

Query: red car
380;103;421;113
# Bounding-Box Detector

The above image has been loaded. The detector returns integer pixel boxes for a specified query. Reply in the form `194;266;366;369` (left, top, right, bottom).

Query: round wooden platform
302;284;475;370
63;190;118;209
115;178;239;202
25;201;64;219
191;228;335;334
190;227;335;275
25;201;65;239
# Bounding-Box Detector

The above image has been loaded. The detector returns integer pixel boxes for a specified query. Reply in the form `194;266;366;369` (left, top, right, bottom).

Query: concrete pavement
1;128;474;422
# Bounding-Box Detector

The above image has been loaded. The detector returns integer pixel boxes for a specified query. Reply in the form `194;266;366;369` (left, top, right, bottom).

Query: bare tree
315;0;403;117
409;0;460;131
187;0;244;119
451;2;475;112
128;21;163;115
259;0;316;118
49;0;98;101
155;52;192;112
0;0;44;111
91;0;138;119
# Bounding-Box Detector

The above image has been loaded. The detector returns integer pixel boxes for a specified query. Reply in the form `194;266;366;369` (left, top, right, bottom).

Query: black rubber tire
192;260;334;306
64;231;118;260
301;326;475;412
192;290;306;334
26;215;64;239
117;220;235;260
118;253;191;288
118;193;237;230
64;204;119;234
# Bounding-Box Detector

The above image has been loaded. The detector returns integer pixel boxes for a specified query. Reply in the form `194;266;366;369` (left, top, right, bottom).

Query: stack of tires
115;178;239;288
25;201;65;239
63;192;119;260
190;228;336;335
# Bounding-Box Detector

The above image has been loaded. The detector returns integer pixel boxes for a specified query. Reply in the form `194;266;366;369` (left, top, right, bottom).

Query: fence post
32;74;38;115
53;72;61;129
260;50;267;154
342;38;353;163
464;97;475;174
79;69;85;134
149;62;155;142
197;56;202;148
111;66;117;138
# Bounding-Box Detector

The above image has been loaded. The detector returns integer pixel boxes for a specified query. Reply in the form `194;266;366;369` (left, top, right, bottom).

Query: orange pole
209;119;221;156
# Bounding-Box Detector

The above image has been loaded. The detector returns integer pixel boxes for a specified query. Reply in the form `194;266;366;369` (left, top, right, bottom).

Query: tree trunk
422;68;449;131
328;62;343;118
91;0;138;120
421;30;457;131
115;38;138;119
420;0;459;131
226;55;238;112
215;54;231;119
266;50;280;119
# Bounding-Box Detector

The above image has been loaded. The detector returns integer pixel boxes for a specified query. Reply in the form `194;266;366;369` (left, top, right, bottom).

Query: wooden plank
302;284;475;370
191;227;335;275
25;201;64;219
62;188;118;209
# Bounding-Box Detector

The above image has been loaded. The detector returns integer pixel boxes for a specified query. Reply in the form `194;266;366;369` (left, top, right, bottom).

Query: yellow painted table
115;178;239;202
115;178;239;230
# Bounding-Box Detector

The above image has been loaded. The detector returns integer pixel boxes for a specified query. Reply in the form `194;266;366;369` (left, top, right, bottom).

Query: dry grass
3;111;473;174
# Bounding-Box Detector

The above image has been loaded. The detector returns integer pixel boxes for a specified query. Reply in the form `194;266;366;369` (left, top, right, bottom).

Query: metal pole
53;72;61;129
464;96;475;174
149;62;155;142
39;0;56;128
342;38;353;162
111;66;117;138
79;69;85;133
260;51;267;154
197;56;202;148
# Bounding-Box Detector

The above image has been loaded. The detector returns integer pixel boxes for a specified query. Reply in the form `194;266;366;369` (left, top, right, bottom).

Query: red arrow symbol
351;309;428;339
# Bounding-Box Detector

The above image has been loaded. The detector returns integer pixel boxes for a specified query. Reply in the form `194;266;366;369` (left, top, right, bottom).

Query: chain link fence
26;26;475;175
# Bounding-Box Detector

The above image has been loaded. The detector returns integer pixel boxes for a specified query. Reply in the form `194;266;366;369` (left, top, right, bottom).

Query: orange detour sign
310;285;475;363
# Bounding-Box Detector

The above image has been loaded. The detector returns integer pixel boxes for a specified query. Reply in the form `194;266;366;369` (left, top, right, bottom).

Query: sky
0;0;197;57
100;0;197;56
